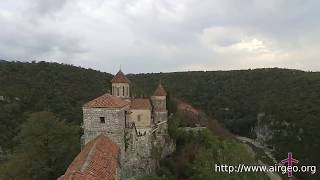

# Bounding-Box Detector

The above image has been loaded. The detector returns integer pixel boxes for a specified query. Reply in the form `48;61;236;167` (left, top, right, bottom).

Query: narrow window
137;114;141;122
100;117;105;123
117;87;119;96
127;87;129;96
123;86;125;96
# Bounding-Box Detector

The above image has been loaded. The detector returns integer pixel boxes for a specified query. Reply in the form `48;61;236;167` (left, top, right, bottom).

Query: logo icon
281;152;299;177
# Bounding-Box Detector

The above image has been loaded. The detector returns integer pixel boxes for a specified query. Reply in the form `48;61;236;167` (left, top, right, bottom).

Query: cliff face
252;110;309;170
122;126;175;180
253;112;274;147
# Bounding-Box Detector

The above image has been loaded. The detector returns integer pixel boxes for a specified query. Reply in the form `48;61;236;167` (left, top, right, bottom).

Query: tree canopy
0;111;80;180
0;61;319;180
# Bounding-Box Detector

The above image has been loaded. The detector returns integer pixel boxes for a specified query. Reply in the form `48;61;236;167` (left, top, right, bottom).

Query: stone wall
151;96;166;111
129;109;152;128
153;133;175;159
83;106;129;162
153;111;168;135
123;128;156;180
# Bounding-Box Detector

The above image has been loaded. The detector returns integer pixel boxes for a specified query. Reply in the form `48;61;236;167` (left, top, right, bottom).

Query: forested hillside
0;61;112;150
0;61;319;179
0;61;113;179
129;69;320;179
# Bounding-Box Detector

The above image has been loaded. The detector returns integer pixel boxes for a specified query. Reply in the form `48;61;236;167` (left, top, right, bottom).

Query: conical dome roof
153;83;167;96
111;70;130;83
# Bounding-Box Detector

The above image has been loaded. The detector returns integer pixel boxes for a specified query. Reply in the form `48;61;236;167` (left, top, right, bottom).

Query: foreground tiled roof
83;94;129;108
153;83;167;96
130;98;152;110
111;70;130;83
58;134;119;180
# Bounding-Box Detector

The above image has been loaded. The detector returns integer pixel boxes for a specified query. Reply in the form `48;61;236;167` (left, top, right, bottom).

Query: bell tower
111;70;130;98
151;82;168;134
151;83;167;112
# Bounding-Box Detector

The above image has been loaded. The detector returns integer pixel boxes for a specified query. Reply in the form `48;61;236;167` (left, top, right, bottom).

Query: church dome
111;70;130;83
153;83;167;96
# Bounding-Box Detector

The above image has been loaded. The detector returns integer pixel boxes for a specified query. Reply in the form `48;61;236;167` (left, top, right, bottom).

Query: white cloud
199;26;308;70
0;0;319;73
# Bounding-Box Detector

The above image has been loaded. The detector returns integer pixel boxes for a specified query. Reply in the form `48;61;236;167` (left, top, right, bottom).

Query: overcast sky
0;0;319;73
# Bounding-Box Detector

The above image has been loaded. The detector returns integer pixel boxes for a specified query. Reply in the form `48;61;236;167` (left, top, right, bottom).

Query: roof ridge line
80;142;97;173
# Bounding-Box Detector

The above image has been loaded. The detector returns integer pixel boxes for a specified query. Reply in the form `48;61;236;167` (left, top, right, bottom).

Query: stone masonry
81;70;175;180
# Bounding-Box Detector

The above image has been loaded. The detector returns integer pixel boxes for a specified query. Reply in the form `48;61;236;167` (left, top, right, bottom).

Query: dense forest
129;69;320;169
0;61;113;179
0;61;319;179
0;61;112;150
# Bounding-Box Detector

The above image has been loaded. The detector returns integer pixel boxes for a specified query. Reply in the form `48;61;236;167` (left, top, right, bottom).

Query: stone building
60;70;175;180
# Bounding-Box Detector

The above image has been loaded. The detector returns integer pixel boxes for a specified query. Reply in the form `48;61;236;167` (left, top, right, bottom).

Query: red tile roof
83;94;129;108
111;70;130;83
58;134;119;180
130;99;152;110
153;83;167;96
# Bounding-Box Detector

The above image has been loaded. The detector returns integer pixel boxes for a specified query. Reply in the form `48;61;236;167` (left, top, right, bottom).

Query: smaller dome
153;83;167;96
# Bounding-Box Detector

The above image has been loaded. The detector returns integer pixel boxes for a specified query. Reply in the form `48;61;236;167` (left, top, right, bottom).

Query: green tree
0;111;80;180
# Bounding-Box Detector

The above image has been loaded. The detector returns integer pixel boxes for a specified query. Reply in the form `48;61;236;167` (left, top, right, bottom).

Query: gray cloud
30;0;68;15
0;0;319;73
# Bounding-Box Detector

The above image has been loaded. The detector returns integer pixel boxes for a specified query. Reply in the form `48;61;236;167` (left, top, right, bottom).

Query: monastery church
59;70;174;180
